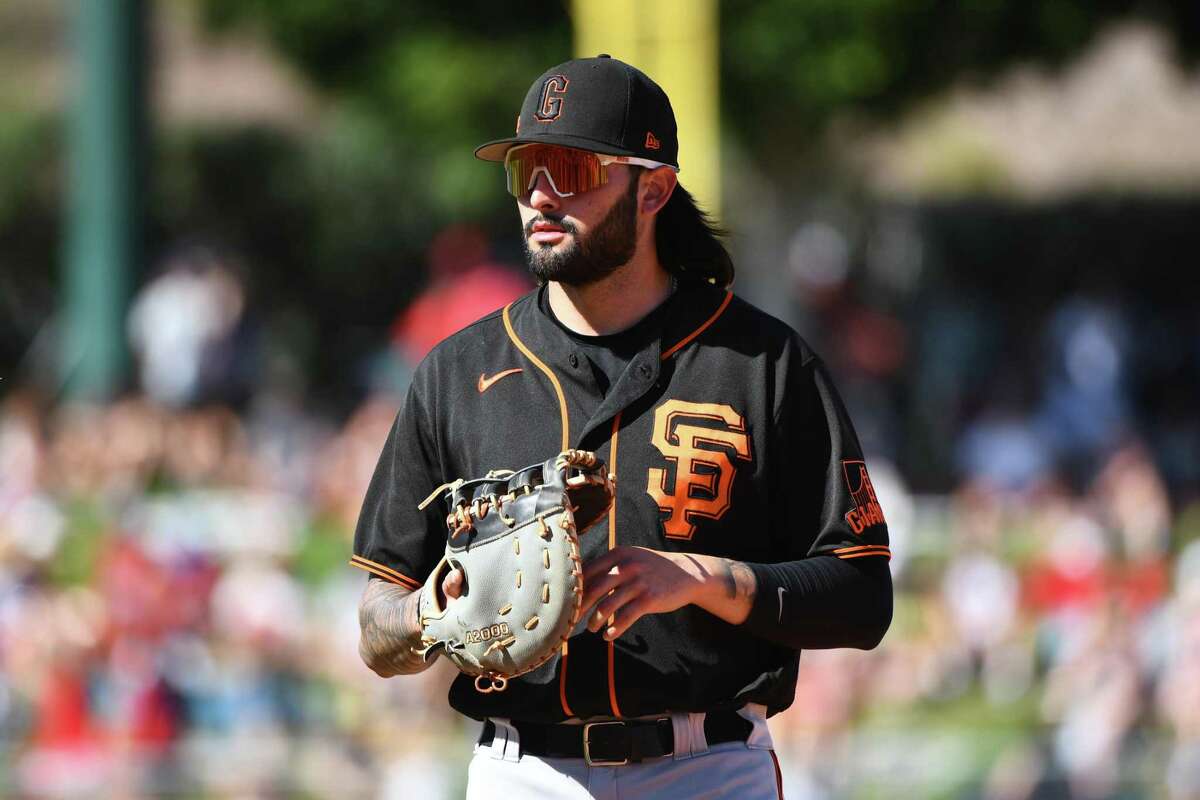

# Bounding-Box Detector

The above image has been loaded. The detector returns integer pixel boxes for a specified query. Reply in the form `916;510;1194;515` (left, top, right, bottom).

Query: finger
589;582;643;633
582;548;627;584
580;568;625;613
603;595;651;641
442;568;464;600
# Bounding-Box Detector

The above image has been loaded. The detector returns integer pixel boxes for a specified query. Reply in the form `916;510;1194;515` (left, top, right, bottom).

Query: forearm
357;577;433;677
585;547;887;648
685;554;759;626
743;555;892;650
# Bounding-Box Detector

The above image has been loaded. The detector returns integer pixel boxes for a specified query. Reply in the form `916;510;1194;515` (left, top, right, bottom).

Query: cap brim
474;133;641;162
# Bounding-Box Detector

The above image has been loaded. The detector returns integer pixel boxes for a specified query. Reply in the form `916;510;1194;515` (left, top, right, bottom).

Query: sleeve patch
842;460;886;535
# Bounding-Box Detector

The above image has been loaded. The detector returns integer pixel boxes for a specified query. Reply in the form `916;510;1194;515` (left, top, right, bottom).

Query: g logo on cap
534;75;569;122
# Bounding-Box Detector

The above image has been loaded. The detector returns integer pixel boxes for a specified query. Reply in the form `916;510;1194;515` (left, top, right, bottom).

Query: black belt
479;711;753;766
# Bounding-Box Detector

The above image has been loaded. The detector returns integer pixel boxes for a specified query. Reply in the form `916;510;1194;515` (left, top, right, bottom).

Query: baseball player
352;55;892;799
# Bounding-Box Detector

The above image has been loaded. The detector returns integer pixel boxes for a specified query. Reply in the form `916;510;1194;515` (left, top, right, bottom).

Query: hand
443;568;464;601
581;547;708;641
409;568;464;632
581;547;758;640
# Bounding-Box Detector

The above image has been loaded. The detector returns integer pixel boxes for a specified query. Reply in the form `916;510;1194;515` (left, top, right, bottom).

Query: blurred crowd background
2;1;1199;798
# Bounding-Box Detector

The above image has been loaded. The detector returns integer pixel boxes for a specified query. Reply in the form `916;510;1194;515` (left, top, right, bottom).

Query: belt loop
736;703;775;750
487;718;521;762
671;712;709;760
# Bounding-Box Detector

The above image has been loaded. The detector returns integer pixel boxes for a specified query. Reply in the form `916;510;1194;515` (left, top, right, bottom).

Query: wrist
664;551;721;609
688;554;755;625
403;590;424;645
689;553;725;606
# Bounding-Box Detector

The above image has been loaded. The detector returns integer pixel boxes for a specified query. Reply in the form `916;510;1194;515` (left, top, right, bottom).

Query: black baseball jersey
352;280;891;722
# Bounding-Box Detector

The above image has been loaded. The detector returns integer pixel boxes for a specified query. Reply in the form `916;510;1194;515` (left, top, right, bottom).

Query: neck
547;252;673;336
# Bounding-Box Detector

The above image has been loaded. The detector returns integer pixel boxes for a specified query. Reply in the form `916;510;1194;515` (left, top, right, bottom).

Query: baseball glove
415;450;614;693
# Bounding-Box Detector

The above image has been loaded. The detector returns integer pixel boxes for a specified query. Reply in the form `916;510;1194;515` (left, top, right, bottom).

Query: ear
639;166;678;216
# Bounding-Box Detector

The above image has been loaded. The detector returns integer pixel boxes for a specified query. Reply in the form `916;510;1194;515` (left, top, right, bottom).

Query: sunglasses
503;144;677;198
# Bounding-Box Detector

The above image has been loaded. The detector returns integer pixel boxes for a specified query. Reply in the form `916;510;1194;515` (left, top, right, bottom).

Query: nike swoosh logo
477;368;523;393
777;586;787;623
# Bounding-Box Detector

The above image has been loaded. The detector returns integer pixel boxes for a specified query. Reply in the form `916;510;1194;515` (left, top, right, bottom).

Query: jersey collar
507;281;731;370
504;281;734;446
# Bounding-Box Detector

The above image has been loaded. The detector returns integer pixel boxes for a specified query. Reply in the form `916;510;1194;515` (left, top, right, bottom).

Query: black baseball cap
475;55;679;169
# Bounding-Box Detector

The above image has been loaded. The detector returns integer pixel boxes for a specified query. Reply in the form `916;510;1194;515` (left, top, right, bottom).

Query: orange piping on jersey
502;303;574;716
607;638;622;718
606;411;624;719
608;412;621;555
503;303;570;451
833;546;891;560
558;641;574;718
832;544;891;555
348;556;422;591
660;291;733;361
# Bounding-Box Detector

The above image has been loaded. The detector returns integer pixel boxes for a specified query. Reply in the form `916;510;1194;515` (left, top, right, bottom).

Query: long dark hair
654;183;734;288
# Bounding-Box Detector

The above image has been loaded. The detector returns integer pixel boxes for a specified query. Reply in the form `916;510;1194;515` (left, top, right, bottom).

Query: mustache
524;215;577;237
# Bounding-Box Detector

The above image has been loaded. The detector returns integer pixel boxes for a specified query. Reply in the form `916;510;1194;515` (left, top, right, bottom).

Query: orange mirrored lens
504;146;609;196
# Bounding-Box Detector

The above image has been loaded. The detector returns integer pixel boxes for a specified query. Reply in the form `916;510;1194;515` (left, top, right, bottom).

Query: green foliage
0;112;55;221
197;0;572;218
150;121;430;399
291;516;351;587
0;111;61;377
4;0;1182;394
163;3;577;395
194;0;1199;173
721;0;1199;155
857;689;1043;798
49;500;108;586
1174;500;1200;549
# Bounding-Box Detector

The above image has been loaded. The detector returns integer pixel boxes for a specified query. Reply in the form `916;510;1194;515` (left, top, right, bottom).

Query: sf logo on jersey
646;400;752;540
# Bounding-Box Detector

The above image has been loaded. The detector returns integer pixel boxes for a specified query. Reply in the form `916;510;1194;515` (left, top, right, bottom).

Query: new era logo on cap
475;54;679;169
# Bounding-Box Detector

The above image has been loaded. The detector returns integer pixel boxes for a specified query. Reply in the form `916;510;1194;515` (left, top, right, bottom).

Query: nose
527;171;561;213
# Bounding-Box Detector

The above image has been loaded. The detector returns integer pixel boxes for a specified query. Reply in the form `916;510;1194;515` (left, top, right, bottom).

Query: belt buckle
583;721;629;767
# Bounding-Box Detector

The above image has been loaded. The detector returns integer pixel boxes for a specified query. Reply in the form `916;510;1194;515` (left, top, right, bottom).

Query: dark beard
522;173;639;287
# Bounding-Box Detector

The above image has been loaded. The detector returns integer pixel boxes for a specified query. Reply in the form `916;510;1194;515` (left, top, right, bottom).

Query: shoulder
677;281;817;366
401;290;538;407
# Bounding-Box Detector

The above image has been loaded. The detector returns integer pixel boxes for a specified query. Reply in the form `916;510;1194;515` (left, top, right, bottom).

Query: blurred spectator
1160;539;1200;799
389;224;530;367
957;410;1052;492
0;366;1195;797
1035;297;1132;485
127;244;259;409
1093;440;1172;562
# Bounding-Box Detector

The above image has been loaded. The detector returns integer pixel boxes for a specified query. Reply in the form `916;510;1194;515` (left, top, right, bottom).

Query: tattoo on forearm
721;559;758;605
358;577;431;677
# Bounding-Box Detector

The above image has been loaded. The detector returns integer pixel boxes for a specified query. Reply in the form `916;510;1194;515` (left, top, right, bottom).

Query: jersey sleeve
737;340;892;652
350;376;448;592
775;348;891;561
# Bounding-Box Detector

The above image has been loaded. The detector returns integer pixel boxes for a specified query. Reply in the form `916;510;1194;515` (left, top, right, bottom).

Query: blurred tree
196;0;1199;171
196;0;572;218
148;124;430;408
722;0;1199;158
0;112;61;380
7;0;1196;404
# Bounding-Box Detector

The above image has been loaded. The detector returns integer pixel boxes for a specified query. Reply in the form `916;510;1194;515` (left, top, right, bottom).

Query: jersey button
569;353;579;368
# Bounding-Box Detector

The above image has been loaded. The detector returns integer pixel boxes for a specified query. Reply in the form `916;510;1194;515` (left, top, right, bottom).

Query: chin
529;235;572;250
